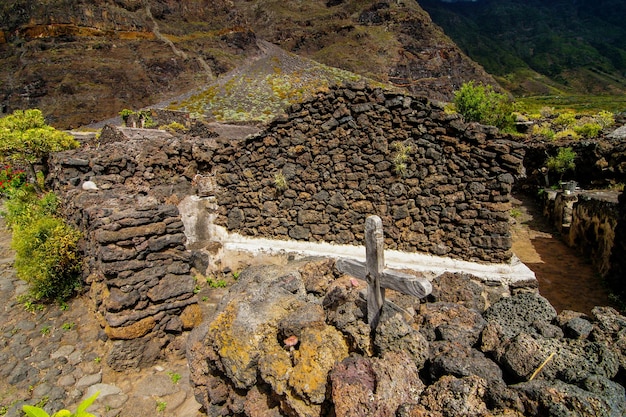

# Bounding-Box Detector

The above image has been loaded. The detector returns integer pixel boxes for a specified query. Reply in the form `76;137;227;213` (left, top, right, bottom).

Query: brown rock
105;316;156;340
181;304;203;329
331;352;424;417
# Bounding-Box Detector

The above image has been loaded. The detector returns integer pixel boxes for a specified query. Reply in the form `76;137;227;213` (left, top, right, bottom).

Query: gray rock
564;317;594;339
146;273;195;302
428;341;503;386
76;372;103;389
483;293;557;341
580;375;626;417
607;124;626;140
51;344;76;360
374;306;429;370
514;379;617;417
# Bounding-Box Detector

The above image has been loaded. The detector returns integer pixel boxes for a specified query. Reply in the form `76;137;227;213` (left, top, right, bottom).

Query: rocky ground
0;194;622;416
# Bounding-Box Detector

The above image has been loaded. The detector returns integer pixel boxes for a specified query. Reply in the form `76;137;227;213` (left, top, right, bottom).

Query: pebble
76;373;103;389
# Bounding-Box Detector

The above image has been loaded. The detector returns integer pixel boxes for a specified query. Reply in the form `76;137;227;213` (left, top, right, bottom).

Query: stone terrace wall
48;129;210;369
47;84;525;366
212;83;525;263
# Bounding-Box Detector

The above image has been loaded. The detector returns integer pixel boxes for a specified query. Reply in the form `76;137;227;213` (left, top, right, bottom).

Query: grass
516;94;626;114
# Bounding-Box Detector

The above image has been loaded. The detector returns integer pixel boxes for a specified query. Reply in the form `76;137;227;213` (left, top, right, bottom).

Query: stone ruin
43;82;626;415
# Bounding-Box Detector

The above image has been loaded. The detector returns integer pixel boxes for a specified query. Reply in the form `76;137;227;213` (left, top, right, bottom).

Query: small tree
0;109;79;190
546;147;577;182
454;81;515;131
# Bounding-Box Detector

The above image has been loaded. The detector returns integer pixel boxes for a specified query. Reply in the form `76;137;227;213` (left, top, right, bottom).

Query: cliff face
0;0;495;128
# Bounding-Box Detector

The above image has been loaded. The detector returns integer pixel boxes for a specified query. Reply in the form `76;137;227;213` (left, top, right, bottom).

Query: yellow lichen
289;325;349;404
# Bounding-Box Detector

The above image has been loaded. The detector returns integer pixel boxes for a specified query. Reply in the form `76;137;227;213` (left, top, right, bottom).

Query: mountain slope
164;40;375;123
233;0;497;100
419;0;626;98
0;0;495;129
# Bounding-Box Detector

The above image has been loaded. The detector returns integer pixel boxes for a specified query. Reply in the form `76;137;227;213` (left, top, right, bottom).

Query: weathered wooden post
336;215;432;329
365;215;385;328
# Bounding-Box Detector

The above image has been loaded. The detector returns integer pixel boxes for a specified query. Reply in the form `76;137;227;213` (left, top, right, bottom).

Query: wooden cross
336;215;432;329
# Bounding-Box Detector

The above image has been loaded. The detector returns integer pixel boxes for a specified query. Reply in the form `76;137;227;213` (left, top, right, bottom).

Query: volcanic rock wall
212;83;525;263
48;128;207;370
47;83;525;368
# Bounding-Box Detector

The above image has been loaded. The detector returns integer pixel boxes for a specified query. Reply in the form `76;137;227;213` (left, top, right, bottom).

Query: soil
510;192;617;315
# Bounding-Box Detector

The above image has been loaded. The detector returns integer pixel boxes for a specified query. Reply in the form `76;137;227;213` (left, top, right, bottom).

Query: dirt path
510;193;617;315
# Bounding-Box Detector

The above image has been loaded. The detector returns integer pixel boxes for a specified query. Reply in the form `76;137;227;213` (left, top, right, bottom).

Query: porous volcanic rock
187;260;626;416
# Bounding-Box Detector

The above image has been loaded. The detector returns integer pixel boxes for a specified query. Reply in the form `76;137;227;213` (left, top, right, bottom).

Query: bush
4;189;82;302
0;164;28;196
574;122;602;138
595;110;615;128
531;123;556;140
13;216;82;301
0;109;79;191
554;129;580;140
553;111;577;128
453;81;515;131
546;147;577;177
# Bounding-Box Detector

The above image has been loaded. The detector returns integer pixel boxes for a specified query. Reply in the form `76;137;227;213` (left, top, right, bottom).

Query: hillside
0;0;495;129
163;40;377;123
419;0;626;103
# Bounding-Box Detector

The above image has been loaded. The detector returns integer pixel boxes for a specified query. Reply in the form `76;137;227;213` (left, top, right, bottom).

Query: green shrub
531;123;556;140
274;171;288;191
553;111;577;128
0;109;79;191
453;81;515;131
119;108;134;125
4;189;82;302
554;129;580;140
3;189;59;229
546;147;577;177
595;110;615;128
159;122;187;133
392;142;411;177
12;216;82;301
573;122;602;138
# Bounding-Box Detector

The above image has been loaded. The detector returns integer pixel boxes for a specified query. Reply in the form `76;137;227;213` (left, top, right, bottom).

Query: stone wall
521;135;626;190
47;83;526;368
211;83;525;263
541;189;619;277
607;192;626;302
48;129;207;370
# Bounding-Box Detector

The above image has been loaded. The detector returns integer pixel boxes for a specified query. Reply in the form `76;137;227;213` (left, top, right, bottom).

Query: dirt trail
510;193;617;315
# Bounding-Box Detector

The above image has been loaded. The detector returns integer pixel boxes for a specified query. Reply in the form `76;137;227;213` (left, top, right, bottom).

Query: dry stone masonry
212;82;525;263
49;128;206;370
47;82;525;368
